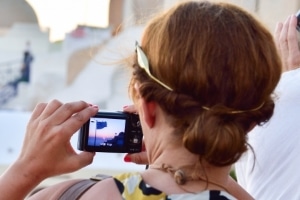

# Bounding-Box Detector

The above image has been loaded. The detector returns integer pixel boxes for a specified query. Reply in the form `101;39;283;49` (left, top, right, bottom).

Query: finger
274;22;283;50
55;105;99;138
279;16;291;52
123;105;137;113
25;103;48;139
287;15;299;54
278;16;292;71
47;101;90;125
124;151;149;165
39;99;63;121
69;151;95;170
28;102;47;123
54;151;95;174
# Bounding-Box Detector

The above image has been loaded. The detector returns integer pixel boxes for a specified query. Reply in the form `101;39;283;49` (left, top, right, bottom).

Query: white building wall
123;0;300;34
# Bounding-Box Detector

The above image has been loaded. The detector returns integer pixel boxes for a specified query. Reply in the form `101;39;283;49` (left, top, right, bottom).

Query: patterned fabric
113;172;236;200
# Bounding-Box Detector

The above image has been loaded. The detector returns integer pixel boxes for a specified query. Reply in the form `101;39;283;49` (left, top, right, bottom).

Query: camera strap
58;174;112;200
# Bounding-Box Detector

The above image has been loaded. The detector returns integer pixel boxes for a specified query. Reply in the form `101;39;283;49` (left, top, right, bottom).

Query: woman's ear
133;83;156;128
141;98;156;128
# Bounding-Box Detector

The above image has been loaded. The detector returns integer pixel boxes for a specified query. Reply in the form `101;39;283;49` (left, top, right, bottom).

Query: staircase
0;59;22;107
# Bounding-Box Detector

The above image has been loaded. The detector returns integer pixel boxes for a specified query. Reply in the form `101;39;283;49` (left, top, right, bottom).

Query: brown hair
129;1;281;166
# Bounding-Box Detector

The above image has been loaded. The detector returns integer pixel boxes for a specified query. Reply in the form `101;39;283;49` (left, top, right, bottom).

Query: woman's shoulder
27;179;87;199
113;172;236;200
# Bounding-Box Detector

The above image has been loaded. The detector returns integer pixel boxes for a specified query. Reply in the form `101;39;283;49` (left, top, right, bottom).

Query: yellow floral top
113;172;236;200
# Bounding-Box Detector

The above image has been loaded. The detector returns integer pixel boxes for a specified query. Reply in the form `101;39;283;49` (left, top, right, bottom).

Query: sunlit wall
26;0;110;42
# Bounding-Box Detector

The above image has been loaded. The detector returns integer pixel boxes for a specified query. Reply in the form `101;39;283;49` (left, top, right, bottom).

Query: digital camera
296;10;300;48
296;10;300;32
297;10;300;32
78;111;143;153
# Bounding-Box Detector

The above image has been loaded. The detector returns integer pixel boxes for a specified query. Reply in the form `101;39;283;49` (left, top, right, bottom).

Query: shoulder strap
58;174;112;200
58;179;97;200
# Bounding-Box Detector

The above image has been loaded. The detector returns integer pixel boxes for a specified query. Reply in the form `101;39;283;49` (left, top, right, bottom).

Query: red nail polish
124;155;131;162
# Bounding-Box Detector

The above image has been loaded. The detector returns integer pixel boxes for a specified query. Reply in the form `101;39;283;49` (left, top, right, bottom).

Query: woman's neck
148;144;231;188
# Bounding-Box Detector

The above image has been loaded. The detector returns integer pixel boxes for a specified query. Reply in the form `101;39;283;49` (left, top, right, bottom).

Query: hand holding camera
14;100;98;184
274;12;300;71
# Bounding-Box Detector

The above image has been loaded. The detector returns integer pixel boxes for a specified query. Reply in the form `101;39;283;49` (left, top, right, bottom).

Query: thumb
124;152;149;165
73;151;95;169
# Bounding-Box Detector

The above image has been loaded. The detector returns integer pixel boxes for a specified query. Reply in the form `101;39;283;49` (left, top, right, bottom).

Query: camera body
78;111;143;153
297;10;300;32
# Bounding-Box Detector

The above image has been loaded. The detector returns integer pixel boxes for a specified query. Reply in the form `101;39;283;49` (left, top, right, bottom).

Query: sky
25;0;110;42
89;117;126;139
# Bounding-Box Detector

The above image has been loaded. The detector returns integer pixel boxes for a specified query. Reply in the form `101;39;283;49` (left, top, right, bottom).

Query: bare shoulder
28;177;122;200
27;179;85;200
80;177;122;200
227;177;254;200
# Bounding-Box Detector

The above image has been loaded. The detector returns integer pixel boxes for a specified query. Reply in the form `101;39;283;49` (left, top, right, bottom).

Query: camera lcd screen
87;117;126;148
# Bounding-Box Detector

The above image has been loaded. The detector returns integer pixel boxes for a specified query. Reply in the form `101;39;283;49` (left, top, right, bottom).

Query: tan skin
29;85;254;200
23;23;300;199
2;14;297;200
274;15;300;71
0;100;99;200
123;104;254;200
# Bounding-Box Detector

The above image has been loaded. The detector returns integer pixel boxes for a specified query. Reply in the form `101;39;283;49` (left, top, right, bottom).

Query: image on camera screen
87;117;126;148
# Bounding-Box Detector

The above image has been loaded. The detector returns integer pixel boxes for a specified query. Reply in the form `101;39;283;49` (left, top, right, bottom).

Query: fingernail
123;105;128;109
91;104;98;109
124;154;132;162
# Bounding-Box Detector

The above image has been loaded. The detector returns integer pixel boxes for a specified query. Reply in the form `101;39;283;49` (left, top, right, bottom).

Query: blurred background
0;0;299;193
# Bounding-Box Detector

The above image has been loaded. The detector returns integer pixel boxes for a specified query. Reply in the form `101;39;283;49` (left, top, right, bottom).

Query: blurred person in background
20;41;34;83
235;13;300;200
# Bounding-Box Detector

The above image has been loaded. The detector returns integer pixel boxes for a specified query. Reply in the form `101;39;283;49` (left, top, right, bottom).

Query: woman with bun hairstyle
1;1;281;199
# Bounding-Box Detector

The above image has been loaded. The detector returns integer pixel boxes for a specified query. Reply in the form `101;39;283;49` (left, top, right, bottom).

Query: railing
0;59;22;107
0;59;22;87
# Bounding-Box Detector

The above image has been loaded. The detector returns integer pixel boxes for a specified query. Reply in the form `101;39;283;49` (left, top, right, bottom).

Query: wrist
0;160;44;200
16;157;47;183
